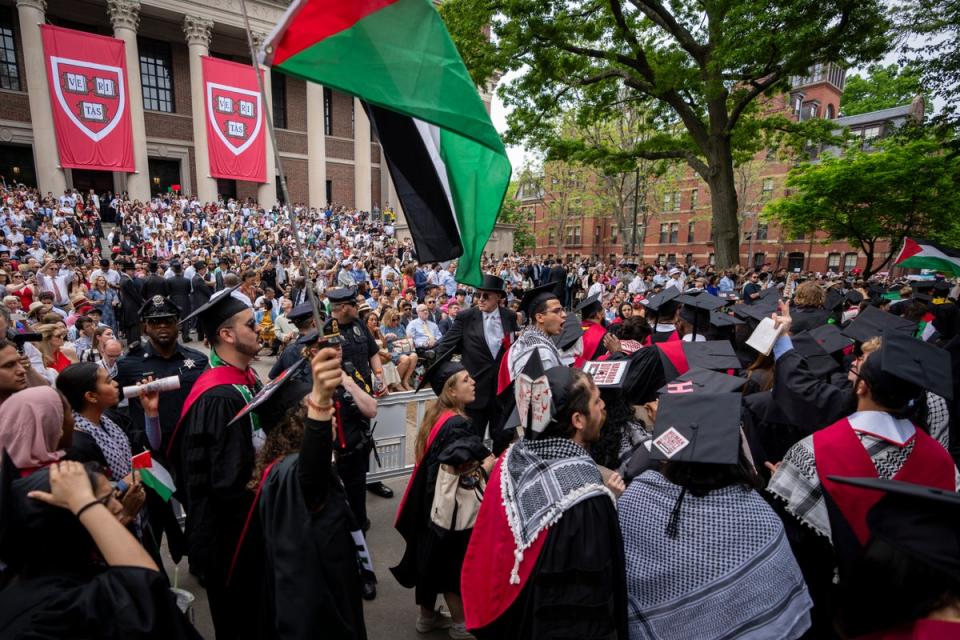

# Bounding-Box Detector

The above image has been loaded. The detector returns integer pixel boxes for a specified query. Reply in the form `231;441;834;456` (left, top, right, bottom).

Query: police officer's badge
353;325;361;337
183;358;196;369
152;295;164;306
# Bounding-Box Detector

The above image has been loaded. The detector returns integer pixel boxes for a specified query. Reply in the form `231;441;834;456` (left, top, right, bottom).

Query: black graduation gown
0;567;201;639
473;496;629;640
174;385;261;640
392;414;489;607
256;418;366;640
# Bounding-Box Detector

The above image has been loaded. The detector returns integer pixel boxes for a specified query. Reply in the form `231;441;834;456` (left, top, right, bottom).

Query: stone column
251;32;276;208
306;82;327;209
353;97;371;211
107;0;150;201
183;15;216;203
16;0;66;195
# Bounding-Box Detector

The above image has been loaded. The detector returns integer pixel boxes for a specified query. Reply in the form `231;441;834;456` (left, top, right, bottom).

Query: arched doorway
787;252;805;272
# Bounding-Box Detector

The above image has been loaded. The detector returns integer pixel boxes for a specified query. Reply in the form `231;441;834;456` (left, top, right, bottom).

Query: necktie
424;322;435;341
486;313;501;358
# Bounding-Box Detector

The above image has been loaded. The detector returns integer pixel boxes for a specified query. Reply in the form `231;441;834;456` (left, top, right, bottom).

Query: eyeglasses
477;292;497;300
426;300;435;305
543;306;566;316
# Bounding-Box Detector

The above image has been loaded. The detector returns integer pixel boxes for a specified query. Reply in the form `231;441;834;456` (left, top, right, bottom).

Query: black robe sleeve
772;350;854;432
297;417;335;510
476;496;628;640
0;568;201;639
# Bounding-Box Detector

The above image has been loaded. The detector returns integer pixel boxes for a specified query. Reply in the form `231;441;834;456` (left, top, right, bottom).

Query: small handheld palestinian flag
132;450;177;502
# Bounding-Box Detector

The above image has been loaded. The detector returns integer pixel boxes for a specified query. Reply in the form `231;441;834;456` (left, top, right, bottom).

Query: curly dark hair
248;404;307;490
589;389;633;469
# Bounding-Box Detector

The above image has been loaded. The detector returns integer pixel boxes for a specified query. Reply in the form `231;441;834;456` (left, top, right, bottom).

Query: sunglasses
146;317;176;326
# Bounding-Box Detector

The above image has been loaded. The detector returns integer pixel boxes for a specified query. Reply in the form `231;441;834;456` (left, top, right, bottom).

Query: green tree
441;0;890;268
840;64;923;117
899;0;959;133
763;134;960;277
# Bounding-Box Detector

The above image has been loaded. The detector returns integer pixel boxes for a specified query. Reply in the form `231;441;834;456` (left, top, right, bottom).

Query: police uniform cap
287;302;315;323
327;286;358;304
138;295;182;320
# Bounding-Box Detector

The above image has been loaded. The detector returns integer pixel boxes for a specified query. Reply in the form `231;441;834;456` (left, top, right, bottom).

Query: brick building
523;64;919;273
0;0;477;210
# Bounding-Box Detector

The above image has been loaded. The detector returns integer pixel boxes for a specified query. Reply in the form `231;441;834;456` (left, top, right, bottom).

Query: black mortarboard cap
228;358;311;428
809;324;853;355
657;367;747;395
554;313;584;351
828;476;960;580
933;280;952;295
825;288;845;312
682;340;741;371
845;290;864;306
650;392;742;464
791;332;841;378
758;286;782;303
327;286;358;304
875;332;953;400
732;300;778;323
287;302;315;323
842;305;916;343
138;294;182;320
709;310;745;328
643;287;681;319
576;293;603;317
518;282;560;324
179;285;250;339
416;348;465;395
678;292;728;339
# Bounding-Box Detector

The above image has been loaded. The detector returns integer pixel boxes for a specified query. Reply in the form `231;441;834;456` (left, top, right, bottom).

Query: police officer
327;286;394;501
268;301;322;380
116;295;209;452
302;318;379;599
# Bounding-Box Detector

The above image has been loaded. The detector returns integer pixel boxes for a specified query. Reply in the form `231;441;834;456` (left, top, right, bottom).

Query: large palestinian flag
264;0;511;286
894;238;960;276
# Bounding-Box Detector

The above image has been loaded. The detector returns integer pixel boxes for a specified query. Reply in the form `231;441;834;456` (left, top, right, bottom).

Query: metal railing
367;388;436;482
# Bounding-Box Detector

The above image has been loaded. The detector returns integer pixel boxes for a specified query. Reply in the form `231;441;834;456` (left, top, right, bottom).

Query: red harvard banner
202;56;266;183
40;25;135;173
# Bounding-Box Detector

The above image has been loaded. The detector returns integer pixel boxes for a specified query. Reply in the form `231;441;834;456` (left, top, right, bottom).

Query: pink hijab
0;386;65;470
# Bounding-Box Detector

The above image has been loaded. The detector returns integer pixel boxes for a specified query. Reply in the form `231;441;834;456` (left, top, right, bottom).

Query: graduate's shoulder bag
430;464;486;533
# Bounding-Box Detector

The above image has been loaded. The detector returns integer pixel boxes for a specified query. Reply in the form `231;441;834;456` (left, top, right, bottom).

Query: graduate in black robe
393;350;493;635
0;460;200;639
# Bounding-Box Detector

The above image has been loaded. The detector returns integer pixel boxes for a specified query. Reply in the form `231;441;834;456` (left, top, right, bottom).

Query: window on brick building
687;221;695;243
690;189;698;210
843;253;858;271
659;223;669;244
761;178;774;201
827;252;841;271
673;191;681;211
548;229;556;246
662;193;671;212
685;253;693;265
753;253;765;269
669;222;679;243
611;224;618;244
666;253;676;265
863;126;882;140
325;179;332;205
139;39;174;113
657;254;665;266
0;18;20;91
756;222;768;240
271;71;287;129
323;87;333;135
708;253;715;266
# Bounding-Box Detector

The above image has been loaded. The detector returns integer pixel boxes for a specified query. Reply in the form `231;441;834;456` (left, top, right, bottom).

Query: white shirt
848;411;915;446
483;310;503;358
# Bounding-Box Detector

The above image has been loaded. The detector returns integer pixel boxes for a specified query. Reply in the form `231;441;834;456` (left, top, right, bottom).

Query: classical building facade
522;64;919;273
0;0;423;210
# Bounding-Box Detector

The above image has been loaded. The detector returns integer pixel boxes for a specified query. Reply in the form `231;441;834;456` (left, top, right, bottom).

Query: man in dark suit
117;260;144;344
141;260;168;300
189;262;214;342
548;259;568;308
436;274;518;448
167;261;193;342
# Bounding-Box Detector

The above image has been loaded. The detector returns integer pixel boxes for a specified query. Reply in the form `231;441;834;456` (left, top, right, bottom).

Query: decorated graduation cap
842;305;917;343
179;284;249;339
518;282;561;325
642;287;681;321
862;332;953;401
228;358;311;429
828;476;960;581
650;391;744;537
677;292;727;340
658;367;747;395
514;349;578;439
682;340;741;371
416;348;465;395
576;293;603;318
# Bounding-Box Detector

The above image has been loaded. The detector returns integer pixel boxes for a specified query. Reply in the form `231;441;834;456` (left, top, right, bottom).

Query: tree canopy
763;133;960;277
898;0;959;134
442;0;891;267
840;64;924;117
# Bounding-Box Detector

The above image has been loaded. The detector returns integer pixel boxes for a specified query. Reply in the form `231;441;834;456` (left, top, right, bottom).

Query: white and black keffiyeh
508;327;562;382
926;391;951;450
73;412;132;479
620;471;812;640
501;437;613;584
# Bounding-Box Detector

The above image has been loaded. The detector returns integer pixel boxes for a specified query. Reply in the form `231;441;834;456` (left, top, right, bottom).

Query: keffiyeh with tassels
501;437;613;584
